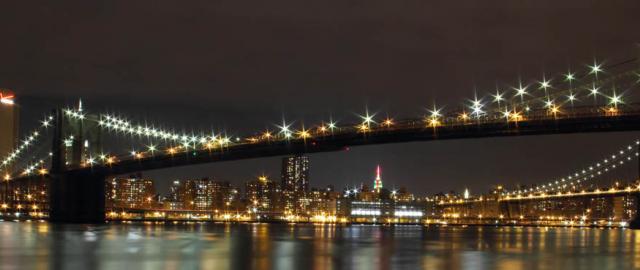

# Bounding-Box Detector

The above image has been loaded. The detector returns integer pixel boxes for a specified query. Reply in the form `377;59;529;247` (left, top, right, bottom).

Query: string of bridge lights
19;159;48;177
1;115;54;177
19;59;639;171
420;60;633;126
97;114;235;148
507;140;640;196
60;61;637;167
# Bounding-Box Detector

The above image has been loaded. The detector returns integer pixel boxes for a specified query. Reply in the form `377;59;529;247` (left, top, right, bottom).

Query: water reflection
0;222;638;270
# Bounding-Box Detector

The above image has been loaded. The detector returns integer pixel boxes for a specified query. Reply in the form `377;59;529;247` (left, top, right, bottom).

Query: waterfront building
392;187;415;202
165;178;239;212
307;187;340;217
106;174;156;209
245;175;281;218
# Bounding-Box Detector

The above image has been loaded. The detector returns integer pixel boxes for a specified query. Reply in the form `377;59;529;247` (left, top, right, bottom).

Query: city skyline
5;94;640;197
3;0;640;199
3;1;640;268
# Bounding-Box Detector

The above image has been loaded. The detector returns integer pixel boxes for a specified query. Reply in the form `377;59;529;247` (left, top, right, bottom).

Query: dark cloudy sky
2;0;640;195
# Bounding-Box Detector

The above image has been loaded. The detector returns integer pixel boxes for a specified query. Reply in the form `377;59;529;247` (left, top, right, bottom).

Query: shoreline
0;217;632;229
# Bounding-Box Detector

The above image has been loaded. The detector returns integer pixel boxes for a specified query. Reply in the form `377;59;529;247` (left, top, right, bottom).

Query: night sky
2;1;640;195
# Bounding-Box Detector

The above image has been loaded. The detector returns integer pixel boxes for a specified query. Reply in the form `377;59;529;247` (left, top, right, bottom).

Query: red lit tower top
373;165;383;192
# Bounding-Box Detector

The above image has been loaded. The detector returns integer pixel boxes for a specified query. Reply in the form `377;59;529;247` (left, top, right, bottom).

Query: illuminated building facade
0;90;17;179
307;187;340;217
106;174;156;209
281;155;310;213
165;178;239;212
392;187;415;202
245;176;281;217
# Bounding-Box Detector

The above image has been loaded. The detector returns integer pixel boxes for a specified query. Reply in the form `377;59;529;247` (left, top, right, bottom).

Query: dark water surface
0;221;639;270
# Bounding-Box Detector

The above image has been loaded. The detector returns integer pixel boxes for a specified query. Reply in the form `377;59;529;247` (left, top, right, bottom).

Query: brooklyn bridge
2;58;640;225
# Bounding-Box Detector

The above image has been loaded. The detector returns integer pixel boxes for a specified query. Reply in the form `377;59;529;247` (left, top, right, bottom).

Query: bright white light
514;83;528;99
589;83;599;96
394;210;423;217
565;72;575;82
492;91;504;103
0;98;14;105
502;108;511;119
609;92;623;106
278;120;292;135
428;105;441;118
539;78;551;89
359;110;375;125
470;96;484;117
589;60;603;75
544;99;554;108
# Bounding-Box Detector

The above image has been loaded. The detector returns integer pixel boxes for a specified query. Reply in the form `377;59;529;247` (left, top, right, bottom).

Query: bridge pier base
49;171;106;223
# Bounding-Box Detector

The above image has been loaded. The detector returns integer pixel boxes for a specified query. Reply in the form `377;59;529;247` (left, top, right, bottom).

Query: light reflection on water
0;222;639;270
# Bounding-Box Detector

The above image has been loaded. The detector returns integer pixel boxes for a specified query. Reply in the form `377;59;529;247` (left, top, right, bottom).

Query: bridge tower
49;105;106;223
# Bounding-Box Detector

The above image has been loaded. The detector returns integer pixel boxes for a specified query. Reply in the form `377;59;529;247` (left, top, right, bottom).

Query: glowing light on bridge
0;116;54;174
608;91;623;107
382;118;394;127
513;139;640;195
277;120;293;139
297;128;311;139
470;95;485;118
588;60;603;78
6;56;640;180
564;71;576;82
588;83;600;99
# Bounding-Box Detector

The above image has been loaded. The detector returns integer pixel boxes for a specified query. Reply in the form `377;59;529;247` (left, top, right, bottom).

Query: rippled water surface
1;222;639;269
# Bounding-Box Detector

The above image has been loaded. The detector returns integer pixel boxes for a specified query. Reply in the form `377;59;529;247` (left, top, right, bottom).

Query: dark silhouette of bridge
3;57;640;223
33;106;640;223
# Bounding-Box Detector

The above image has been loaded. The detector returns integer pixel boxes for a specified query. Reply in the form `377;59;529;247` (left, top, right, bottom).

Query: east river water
0;221;639;270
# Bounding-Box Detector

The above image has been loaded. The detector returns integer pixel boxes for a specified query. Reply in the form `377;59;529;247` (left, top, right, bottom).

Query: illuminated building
373;165;383;192
106;174;156;209
9;180;48;212
165;178;239;212
0;90;17;203
307;187;340;217
245;175;281;217
164;180;187;210
392;187;415;202
281;155;309;213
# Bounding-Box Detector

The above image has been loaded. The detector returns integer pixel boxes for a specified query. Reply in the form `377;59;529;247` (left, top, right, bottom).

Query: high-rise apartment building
281;155;310;192
106;174;156;209
281;155;310;213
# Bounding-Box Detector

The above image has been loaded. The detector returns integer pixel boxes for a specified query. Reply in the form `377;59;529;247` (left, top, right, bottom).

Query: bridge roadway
66;110;640;176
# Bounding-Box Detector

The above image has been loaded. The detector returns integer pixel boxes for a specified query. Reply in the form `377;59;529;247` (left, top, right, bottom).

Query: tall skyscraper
0;90;18;173
281;155;310;192
373;165;383;192
281;155;310;213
